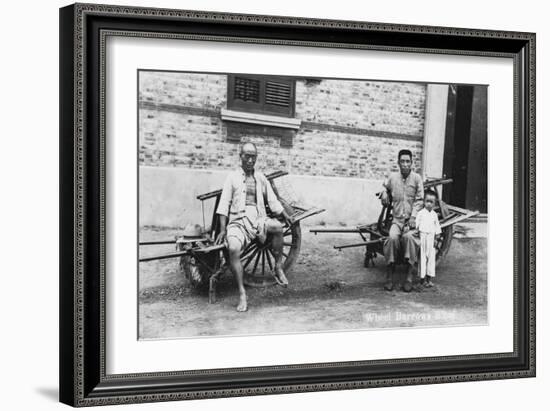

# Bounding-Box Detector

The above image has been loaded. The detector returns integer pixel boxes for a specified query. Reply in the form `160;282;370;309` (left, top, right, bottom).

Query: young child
416;190;442;287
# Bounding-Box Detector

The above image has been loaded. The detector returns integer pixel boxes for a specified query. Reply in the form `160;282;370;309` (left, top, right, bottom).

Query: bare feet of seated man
237;292;248;312
273;264;289;287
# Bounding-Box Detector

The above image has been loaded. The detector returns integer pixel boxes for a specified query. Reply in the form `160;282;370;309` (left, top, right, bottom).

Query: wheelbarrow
310;177;479;269
139;170;325;302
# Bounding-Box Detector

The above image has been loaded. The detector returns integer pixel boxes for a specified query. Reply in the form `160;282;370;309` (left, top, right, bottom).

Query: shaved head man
215;142;293;311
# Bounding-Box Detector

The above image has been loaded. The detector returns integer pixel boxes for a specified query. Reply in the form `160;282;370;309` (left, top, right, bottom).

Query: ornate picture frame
59;3;535;406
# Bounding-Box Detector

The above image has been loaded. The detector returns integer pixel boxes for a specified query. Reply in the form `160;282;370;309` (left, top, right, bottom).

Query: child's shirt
416;208;442;235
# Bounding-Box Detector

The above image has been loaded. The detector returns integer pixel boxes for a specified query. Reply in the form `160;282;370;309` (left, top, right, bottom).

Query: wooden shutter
234;77;260;103
265;81;291;107
228;75;295;117
264;79;294;116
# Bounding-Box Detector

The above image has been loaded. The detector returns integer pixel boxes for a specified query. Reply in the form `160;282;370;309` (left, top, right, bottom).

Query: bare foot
209;293;217;304
237;294;248;312
274;266;289;287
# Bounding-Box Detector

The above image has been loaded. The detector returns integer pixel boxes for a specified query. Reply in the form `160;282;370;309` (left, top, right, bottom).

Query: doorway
442;85;487;213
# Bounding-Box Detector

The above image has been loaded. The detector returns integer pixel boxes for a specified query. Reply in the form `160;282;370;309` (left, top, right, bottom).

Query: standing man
215;142;293;312
380;149;424;292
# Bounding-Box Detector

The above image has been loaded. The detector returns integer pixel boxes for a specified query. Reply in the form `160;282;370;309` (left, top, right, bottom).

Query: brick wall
139;71;425;179
295;79;425;137
139;71;227;109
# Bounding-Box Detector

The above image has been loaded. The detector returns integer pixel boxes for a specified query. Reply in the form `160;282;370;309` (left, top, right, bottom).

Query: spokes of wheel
239;243;278;287
242;247;260;270
240;240;292;274
265;249;273;271
281;234;294;261
251;250;261;276
239;219;301;287
240;242;257;261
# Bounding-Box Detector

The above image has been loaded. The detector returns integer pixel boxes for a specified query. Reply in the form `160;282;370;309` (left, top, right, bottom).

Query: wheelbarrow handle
139;244;225;262
333;237;386;251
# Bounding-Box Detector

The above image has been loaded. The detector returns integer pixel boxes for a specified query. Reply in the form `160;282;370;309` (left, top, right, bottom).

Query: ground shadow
36;387;58;402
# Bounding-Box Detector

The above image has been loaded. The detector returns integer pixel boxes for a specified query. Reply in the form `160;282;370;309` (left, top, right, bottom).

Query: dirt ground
138;223;487;339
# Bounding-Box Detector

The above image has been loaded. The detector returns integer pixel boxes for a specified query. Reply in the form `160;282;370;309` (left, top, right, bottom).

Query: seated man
380;149;424;292
215;142;293;312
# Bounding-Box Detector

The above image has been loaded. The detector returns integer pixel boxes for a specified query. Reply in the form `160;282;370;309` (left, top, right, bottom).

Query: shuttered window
234;77;261;103
228;75;295;117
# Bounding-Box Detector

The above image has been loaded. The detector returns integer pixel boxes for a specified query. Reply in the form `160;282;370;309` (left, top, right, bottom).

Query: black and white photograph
1;0;543;408
138;71;488;339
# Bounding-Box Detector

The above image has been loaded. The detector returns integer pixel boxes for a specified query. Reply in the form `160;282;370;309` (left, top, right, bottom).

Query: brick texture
139;71;426;179
295;79;425;137
139;71;227;109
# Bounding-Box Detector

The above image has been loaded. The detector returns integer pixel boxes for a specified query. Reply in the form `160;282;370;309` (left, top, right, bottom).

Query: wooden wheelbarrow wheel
179;243;222;291
240;220;302;287
240;201;302;287
179;218;303;290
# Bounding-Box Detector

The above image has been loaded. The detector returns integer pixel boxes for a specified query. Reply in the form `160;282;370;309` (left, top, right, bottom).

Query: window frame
227;74;296;118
